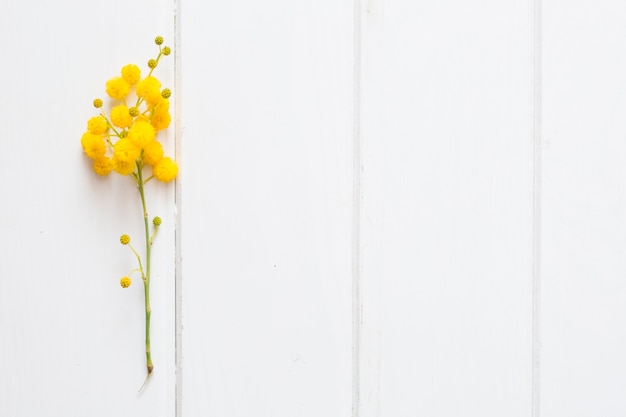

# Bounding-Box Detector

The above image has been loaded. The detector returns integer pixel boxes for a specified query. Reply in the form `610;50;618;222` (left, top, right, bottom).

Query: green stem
127;243;144;274
136;161;153;375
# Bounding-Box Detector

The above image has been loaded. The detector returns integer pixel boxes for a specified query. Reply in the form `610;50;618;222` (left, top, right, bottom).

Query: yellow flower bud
120;276;131;288
155;36;164;45
162;46;171;56
93;98;103;108
120;234;130;245
153;216;162;226
148;59;157;69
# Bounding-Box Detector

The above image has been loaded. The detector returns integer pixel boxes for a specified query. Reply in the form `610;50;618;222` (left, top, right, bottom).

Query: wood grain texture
0;1;176;415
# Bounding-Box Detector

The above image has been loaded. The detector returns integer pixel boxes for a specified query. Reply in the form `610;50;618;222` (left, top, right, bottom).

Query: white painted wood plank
180;2;353;416
359;1;536;415
0;2;176;415
542;2;626;415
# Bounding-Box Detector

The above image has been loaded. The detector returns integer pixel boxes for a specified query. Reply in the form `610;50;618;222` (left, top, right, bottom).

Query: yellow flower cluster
80;37;177;182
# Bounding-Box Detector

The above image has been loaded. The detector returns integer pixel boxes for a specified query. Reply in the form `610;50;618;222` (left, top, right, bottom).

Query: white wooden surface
358;1;536;415
0;1;176;416
179;1;354;416
541;1;626;415
2;0;626;416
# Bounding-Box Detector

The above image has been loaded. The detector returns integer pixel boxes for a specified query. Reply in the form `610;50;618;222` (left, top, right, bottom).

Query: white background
1;0;626;416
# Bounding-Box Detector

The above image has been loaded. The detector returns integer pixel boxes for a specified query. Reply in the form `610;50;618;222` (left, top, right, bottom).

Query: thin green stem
149;225;159;246
101;112;122;137
126;243;144;275
136;161;153;375
147;50;163;77
135;48;164;108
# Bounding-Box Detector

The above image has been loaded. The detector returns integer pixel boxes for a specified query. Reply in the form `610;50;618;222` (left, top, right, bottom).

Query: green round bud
153;216;162;226
161;88;171;99
148;59;158;69
129;107;140;117
155;36;164;45
162;46;171;56
93;98;103;108
119;130;128;138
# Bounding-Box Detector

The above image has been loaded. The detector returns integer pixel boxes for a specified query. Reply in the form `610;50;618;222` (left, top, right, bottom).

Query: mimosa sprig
80;36;177;380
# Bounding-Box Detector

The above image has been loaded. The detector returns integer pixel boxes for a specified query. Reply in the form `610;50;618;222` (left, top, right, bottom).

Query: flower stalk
136;161;154;375
80;37;178;383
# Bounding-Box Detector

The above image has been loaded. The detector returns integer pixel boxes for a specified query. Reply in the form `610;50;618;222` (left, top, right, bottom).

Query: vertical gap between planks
352;0;363;416
532;0;542;415
174;0;183;414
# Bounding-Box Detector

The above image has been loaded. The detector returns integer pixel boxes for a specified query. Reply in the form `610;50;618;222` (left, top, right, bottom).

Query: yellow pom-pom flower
120;234;131;245
93;156;113;176
143;140;164;166
136;76;162;106
113;137;141;164
128;120;156;148
121;64;141;85
151;99;171;131
105;77;130;100
153;157;178;182
112;155;136;176
87;116;109;135
110;104;133;129
81;132;106;159
120;276;131;288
